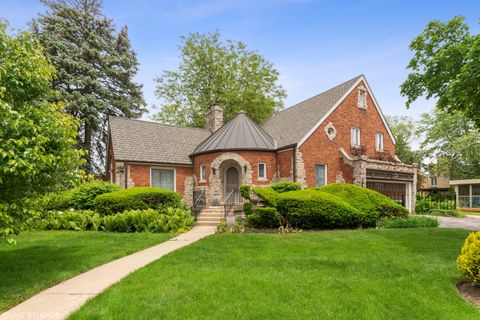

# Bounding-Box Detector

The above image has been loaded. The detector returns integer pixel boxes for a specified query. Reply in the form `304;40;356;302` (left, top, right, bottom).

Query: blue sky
1;0;479;120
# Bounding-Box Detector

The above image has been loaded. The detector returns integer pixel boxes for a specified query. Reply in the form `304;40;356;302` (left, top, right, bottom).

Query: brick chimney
205;105;223;133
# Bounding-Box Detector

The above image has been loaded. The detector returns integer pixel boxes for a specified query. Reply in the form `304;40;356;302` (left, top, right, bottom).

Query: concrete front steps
195;206;224;226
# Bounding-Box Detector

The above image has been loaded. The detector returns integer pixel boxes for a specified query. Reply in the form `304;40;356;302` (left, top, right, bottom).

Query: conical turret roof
191;110;276;155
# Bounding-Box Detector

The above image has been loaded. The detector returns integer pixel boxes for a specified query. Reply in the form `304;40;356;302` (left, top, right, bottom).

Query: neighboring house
450;179;480;212
106;75;417;211
419;174;451;196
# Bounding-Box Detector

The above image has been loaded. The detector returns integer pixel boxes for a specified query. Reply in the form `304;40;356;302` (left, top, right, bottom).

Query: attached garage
366;169;415;211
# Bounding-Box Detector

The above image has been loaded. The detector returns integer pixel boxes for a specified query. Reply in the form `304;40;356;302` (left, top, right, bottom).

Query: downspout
293;145;297;182
124;162;128;189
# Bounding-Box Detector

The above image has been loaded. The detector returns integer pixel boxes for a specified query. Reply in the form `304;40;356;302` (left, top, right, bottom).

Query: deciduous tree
401;16;480;128
0;22;85;242
154;31;286;127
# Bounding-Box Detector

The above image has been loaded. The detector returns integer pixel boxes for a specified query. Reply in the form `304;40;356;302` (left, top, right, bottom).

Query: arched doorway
224;166;240;197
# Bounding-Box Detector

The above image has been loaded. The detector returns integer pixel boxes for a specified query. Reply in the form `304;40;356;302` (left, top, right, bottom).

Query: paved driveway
434;215;480;231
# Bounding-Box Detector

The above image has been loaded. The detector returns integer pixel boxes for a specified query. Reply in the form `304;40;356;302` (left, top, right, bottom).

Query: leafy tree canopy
417;108;480;179
32;0;146;172
0;21;85;242
401;16;480;128
154;31;286;127
386;115;422;165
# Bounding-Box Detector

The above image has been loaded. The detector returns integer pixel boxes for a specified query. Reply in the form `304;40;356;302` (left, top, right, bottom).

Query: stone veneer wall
294;149;307;188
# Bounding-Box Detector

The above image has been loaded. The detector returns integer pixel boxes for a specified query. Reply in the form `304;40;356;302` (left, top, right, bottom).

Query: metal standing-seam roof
109;116;210;165
191;110;276;155
262;75;363;148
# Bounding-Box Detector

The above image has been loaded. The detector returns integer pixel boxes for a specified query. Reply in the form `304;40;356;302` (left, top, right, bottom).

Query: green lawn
0;230;172;312
70;229;479;320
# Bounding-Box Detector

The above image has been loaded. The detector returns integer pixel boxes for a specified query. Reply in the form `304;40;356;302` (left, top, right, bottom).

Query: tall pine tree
32;0;146;172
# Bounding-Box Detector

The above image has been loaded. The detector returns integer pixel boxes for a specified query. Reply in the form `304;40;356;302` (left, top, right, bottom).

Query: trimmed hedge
277;189;376;229
247;207;281;228
251;187;279;207
270;181;301;193
94;187;182;215
457;231;480;284
316;183;408;218
46;181;120;210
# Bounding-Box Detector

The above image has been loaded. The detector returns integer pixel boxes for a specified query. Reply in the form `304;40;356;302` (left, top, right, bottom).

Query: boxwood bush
94;187;181;215
457;231;480;284
316;183;408;218
277;189;376;229
270;181;301;193
247;207;281;228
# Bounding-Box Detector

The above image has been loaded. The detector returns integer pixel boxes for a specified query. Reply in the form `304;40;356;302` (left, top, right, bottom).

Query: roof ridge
267;74;363;119
109;115;210;132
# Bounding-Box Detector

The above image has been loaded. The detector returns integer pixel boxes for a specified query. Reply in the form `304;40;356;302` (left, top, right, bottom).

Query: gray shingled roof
262;75;363;148
109;116;210;164
191;110;276;155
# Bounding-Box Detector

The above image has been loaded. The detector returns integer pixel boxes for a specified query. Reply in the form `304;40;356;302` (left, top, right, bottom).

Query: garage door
366;181;406;206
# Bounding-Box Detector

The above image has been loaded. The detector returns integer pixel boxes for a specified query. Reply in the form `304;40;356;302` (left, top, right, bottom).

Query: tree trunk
83;121;93;172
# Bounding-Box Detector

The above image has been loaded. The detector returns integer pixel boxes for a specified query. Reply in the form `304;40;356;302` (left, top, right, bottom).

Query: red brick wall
277;149;294;180
299;80;395;187
193;151;277;186
127;163;193;196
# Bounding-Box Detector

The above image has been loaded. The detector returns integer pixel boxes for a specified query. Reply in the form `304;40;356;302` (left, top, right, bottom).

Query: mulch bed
457;282;480;308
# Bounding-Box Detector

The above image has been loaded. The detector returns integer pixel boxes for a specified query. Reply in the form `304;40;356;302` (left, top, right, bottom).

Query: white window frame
351;127;361;147
430;176;437;187
258;162;267;180
375;132;384;151
315;163;327;186
200;165;206;182
150;167;176;192
358;89;367;109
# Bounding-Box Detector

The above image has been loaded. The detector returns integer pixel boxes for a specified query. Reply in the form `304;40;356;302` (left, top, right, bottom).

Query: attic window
358;89;367;109
324;122;337;140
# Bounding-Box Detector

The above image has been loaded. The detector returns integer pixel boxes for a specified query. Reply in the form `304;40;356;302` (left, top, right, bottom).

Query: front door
225;167;240;198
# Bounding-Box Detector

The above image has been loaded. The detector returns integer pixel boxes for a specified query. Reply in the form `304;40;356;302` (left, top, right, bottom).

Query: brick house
107;75;417;211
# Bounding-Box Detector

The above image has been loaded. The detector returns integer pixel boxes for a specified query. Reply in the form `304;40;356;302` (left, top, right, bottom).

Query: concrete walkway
435;215;480;231
0;226;216;320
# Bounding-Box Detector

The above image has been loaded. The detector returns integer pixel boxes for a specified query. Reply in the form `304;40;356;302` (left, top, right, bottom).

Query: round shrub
270;181;301;193
457;231;480;284
243;202;254;216
277;189;376;229
316;183;408;218
247;207;281;228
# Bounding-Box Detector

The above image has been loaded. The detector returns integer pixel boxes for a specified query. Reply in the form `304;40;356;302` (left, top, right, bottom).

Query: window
200;165;206;181
315;164;327;186
430;176;437;187
151;168;175;191
258;162;266;179
375;132;384;151
351;127;361;146
358;89;367;109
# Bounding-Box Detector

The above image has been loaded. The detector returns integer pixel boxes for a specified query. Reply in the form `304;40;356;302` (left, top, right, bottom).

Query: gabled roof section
262;75;363;148
109;116;210;165
191;110;276;155
262;75;396;148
